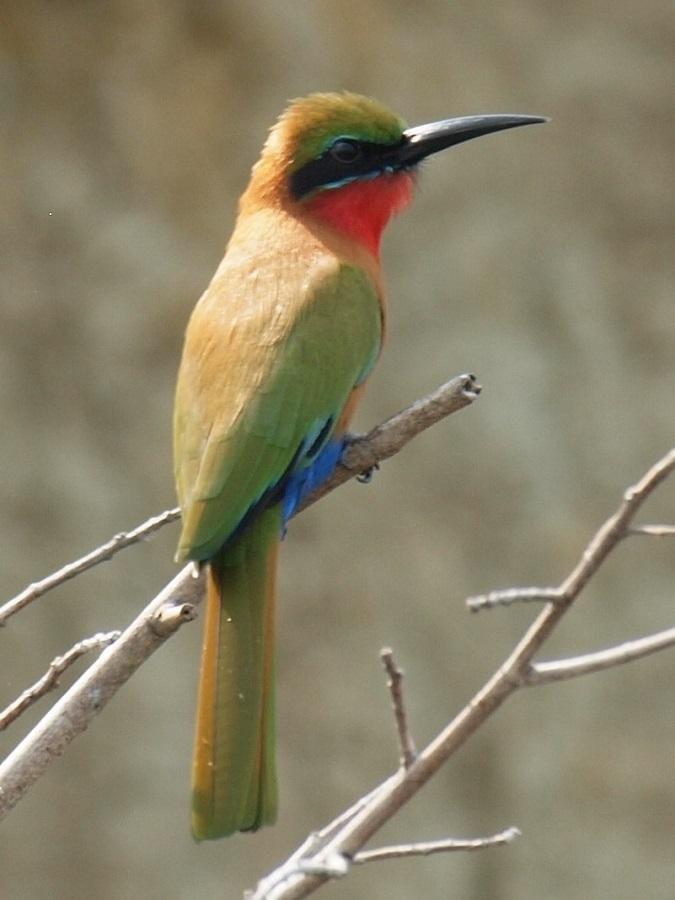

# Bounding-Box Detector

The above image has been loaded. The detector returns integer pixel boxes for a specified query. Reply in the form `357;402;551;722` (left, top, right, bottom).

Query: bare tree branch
0;631;121;732
246;446;675;899
380;647;416;768
0;374;480;820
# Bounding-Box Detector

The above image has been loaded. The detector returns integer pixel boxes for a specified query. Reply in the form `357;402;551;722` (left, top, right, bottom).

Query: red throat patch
304;171;414;257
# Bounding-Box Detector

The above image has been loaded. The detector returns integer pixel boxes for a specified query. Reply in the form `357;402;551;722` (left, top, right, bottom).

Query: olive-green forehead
294;115;406;167
277;93;407;170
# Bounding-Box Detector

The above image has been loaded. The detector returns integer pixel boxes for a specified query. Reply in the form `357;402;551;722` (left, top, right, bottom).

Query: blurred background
2;2;674;898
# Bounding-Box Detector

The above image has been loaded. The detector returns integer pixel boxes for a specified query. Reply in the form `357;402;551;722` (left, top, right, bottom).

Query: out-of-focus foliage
2;2;673;898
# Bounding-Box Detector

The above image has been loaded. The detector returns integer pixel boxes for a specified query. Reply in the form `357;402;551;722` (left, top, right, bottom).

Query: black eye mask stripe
290;137;408;200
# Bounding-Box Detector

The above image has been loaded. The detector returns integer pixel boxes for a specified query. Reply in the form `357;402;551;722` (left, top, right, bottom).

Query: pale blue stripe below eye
321;170;381;191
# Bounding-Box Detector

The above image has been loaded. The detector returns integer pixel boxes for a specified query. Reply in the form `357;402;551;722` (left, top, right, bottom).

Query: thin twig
525;625;675;685
0;374;479;628
467;586;562;611
627;524;675;537
380;648;416;768
0;374;480;821
0;509;181;627
353;826;521;864
0;631;121;731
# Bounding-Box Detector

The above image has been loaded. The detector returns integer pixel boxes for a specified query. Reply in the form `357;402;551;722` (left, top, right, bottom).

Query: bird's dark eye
329;139;362;164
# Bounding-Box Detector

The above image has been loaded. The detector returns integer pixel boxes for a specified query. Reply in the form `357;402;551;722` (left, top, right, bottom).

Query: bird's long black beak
396;114;549;165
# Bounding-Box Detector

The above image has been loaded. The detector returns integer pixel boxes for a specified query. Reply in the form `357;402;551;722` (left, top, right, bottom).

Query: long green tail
191;505;280;839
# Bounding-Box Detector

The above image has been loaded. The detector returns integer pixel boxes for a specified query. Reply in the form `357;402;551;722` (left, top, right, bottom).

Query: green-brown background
2;2;674;898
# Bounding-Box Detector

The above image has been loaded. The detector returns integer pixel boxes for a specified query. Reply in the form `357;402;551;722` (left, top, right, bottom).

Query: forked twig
467;447;675;612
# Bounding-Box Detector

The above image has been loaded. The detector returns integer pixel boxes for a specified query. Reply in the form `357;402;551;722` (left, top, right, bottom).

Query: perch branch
0;374;479;628
299;373;481;509
0;374;480;820
0;630;121;732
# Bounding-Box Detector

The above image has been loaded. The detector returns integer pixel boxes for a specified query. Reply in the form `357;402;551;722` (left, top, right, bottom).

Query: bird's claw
357;462;379;484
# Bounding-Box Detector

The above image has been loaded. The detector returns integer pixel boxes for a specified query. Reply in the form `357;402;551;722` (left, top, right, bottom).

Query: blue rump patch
281;437;346;529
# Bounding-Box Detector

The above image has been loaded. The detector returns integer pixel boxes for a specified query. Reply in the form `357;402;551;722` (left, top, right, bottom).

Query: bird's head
242;92;546;257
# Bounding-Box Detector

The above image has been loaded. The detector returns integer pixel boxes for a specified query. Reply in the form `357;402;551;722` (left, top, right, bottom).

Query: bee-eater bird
173;92;545;840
